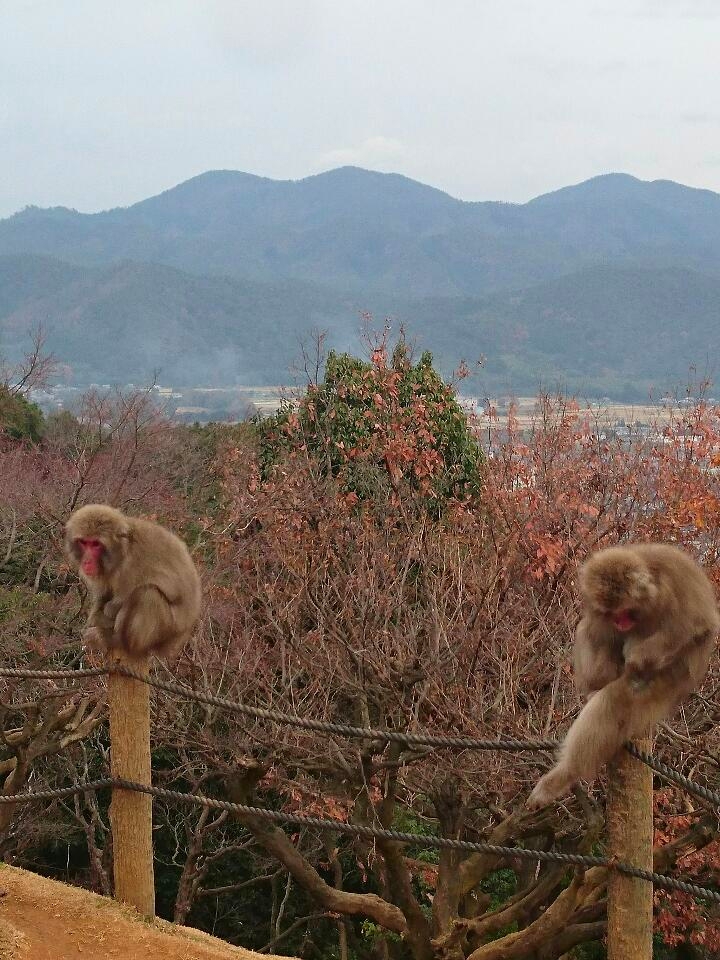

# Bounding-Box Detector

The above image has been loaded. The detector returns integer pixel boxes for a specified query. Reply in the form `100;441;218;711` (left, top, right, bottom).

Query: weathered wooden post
107;649;155;916
606;737;653;959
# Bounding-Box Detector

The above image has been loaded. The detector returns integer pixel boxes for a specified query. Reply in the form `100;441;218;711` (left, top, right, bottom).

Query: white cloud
633;0;720;17
202;0;322;63
316;137;407;171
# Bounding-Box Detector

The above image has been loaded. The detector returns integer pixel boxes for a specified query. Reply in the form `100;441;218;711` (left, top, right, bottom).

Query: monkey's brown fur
527;543;719;808
65;504;202;659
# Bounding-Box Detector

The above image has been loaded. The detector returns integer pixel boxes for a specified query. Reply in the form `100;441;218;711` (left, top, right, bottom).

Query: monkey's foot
526;768;574;810
526;781;554;810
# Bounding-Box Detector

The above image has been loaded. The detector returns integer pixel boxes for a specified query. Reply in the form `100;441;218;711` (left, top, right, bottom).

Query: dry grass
0;865;296;960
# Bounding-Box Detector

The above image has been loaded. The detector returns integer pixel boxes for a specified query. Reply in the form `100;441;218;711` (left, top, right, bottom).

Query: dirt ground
0;865;296;960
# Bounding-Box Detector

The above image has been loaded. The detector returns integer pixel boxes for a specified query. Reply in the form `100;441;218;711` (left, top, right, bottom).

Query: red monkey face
77;538;105;577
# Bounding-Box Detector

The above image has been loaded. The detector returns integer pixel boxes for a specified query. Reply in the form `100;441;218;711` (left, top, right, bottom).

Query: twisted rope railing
4;666;720;805
2;663;720;905
5;667;720;804
1;776;719;904
0;665;558;752
626;743;720;809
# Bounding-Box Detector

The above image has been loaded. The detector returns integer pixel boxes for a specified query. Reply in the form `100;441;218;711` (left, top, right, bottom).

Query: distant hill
2;167;720;398
0;254;389;386
407;265;720;399
2;254;718;399
4;168;720;297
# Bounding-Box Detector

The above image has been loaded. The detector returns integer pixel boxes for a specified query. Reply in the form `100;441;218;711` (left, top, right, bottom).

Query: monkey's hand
623;655;655;688
625;670;652;693
623;634;676;678
574;619;624;694
103;597;122;623
82;626;114;651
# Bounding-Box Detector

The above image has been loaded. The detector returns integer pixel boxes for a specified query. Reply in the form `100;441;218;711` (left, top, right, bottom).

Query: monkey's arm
622;630;680;682
574;617;623;695
81;590;117;649
113;585;180;657
102;596;123;622
86;593;117;630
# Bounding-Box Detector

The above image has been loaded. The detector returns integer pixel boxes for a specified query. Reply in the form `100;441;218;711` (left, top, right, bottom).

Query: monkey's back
115;517;201;617
633;543;720;635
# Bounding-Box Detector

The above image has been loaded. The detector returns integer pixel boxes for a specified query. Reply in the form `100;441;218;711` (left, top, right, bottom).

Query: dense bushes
257;340;482;504
2;343;720;957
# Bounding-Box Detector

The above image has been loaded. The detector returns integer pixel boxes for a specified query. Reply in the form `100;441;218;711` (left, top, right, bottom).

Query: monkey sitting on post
527;543;719;808
65;504;201;660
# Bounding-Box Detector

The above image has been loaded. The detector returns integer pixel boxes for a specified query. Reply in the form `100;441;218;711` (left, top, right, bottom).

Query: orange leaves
482;393;720;584
531;538;565;579
653;791;720;949
371;346;387;368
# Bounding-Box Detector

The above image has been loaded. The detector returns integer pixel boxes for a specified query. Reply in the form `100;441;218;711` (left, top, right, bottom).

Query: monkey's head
579;546;658;632
65;504;131;579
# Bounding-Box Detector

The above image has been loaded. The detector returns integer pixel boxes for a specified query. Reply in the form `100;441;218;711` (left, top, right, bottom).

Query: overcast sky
2;0;720;218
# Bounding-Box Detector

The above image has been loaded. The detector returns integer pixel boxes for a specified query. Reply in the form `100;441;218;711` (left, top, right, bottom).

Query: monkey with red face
528;543;719;808
65;504;201;660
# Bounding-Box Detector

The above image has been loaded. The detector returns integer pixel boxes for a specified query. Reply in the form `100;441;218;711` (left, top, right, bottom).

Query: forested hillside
1;254;718;397
2;167;720;396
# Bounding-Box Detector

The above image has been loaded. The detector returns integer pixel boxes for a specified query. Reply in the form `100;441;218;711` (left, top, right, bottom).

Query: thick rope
1;777;718;903
0;667;108;680
0;665;558;752
3;667;720;814
626;743;720;809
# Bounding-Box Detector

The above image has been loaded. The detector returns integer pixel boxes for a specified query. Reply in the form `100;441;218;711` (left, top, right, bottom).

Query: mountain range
2;167;720;398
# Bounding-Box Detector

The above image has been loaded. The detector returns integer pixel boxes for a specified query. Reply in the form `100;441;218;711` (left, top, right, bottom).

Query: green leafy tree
257;336;482;505
0;386;44;441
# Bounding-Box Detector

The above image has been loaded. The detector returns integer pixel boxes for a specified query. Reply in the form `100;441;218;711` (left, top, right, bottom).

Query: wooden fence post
606;737;653;959
107;649;155;917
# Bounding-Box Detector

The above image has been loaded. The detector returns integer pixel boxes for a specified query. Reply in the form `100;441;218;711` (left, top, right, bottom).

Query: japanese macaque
527;543;719;808
65;504;201;659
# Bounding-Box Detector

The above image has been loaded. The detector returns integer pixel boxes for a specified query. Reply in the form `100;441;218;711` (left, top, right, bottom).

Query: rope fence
627;743;720;810
5;666;720;805
1;775;719;905
1;663;720;914
0;665;558;752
